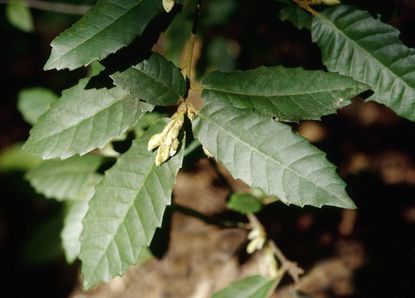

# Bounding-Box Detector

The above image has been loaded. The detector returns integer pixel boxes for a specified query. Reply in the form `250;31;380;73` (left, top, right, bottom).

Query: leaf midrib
203;83;360;97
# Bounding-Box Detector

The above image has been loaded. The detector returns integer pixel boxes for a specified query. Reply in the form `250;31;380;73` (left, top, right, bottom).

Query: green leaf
228;193;262;214
26;155;103;201
212;275;274;298
23;79;153;159
278;3;311;30
62;200;90;263
80;119;184;290
0;143;42;172
44;0;162;71
201;67;368;122
111;54;186;106
193;101;355;209
312;5;415;121
6;0;34;33
17;87;58;125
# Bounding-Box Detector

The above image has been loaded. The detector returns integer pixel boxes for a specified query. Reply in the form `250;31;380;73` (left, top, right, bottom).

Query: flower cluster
148;102;197;166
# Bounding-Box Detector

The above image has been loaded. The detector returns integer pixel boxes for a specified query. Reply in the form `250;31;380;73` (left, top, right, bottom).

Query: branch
1;0;91;15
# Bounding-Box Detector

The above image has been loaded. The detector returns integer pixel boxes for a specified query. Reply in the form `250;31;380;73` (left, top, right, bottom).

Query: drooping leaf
212;275;274;298
202;67;368;122
17;88;58;125
278;3;311;30
23;79;153;159
228;193;262;214
312;5;415;121
6;0;34;33
80;119;184;290
0;143;42;172
26;155;103;201
62;200;90;263
44;0;162;71
111;53;186;106
193;101;355;209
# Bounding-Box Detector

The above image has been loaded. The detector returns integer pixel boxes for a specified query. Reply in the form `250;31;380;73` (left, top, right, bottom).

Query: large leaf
212;275;274;298
23;79;153;159
26;155;102;201
62;200;90;263
202;67;368;122
17;87;58;125
193;101;355;208
312;5;415;121
80;120;184;290
111;53;186;106
44;0;162;70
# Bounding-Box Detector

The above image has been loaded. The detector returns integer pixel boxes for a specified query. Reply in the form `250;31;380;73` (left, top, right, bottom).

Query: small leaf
80;119;184;290
278;3;311;30
44;0;162;70
23;79;153;159
202;67;368;122
111;54;186;106
17;87;58;125
62;200;90;263
312;5;415;121
228;193;262;214
26;155;103;201
6;0;34;33
193;101;355;209
212;275;274;298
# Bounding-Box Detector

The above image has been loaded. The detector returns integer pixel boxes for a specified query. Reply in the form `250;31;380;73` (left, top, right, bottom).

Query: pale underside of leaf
44;0;161;70
202;66;368;121
312;5;415;121
111;53;186;106
212;275;274;298
80;120;184;290
193;101;355;209
26;155;103;201
62;200;90;263
23;79;153;160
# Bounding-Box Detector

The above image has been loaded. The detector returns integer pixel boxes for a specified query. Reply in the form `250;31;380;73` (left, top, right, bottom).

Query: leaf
6;0;34;33
228;193;262;214
26;155;103;201
111;54;186;106
80;119;184;290
17;87;58;125
212;275;274;298
62;200;90;263
278;3;311;30
23;79;153;159
0;143;42;172
201;67;368;122
44;0;162;71
193;101;355;209
312;5;415;121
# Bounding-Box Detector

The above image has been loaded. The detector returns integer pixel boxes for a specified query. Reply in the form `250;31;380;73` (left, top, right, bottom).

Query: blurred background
1;0;415;297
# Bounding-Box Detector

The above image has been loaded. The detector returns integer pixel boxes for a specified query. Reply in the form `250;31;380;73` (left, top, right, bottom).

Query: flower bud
148;133;163;151
162;0;174;13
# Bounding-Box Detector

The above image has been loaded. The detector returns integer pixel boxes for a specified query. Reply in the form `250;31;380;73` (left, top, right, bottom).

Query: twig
293;0;319;16
171;202;247;228
0;0;90;15
182;0;201;84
